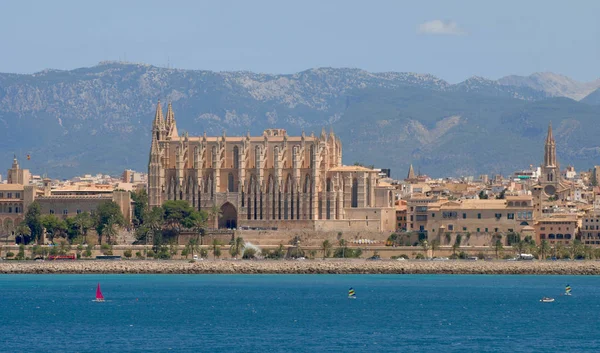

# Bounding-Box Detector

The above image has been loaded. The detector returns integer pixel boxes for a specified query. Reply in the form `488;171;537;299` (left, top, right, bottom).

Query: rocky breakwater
2;260;600;275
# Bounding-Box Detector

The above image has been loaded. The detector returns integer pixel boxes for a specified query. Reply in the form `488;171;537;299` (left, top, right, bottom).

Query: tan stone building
535;214;579;246
581;212;600;246
395;200;407;232
407;195;534;243
0;158;36;240
147;101;395;231
35;179;132;223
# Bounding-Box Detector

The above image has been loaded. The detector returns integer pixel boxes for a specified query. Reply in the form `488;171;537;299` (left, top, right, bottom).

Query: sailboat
348;287;356;299
94;283;105;302
565;284;572;296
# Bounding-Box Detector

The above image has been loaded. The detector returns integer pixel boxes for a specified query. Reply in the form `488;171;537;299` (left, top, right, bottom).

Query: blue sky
1;0;599;83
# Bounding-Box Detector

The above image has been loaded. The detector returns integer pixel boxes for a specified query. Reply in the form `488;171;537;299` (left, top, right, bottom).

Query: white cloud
417;20;466;35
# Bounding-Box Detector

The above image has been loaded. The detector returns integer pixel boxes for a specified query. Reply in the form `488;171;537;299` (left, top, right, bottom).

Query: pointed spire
150;132;159;154
546;122;554;144
407;164;416;180
165;102;178;138
166;102;175;128
153;100;165;131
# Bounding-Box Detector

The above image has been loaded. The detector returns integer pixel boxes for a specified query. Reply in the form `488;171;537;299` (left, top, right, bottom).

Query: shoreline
2;260;600;275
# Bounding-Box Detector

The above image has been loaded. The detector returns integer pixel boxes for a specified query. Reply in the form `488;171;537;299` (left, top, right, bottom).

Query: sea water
1;274;599;352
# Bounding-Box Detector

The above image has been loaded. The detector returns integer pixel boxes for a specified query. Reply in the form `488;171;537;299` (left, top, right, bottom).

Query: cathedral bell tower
540;122;559;197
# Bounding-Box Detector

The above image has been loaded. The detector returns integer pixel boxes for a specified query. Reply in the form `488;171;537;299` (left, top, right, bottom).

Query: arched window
228;173;235;192
351;178;358;208
233;146;240;168
309;145;314;169
326;178;331;192
303;174;311;193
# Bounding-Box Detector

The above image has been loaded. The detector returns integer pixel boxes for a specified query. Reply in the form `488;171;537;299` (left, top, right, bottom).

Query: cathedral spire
165;102;179;138
546;121;554;144
153;100;165;131
544;122;556;167
407;164;416;180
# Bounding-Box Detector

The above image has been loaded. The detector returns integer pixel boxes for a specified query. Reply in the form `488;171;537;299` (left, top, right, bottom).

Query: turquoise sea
1;274;599;352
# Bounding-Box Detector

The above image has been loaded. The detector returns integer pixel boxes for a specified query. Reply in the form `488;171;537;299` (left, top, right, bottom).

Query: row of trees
17;201;125;245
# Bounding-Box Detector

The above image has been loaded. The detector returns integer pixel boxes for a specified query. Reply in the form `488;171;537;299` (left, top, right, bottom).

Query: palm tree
321;240;332;258
430;239;440;258
102;217;119;245
187;237;201;259
569;240;583;260
494;239;504;259
15;223;31;244
212;238;222;259
229;237;245;259
538;239;551;260
452;234;462;256
338;239;347;258
208;205;223;229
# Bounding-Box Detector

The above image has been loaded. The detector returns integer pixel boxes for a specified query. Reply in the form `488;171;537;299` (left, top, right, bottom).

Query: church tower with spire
405;164;417;183
532;122;572;217
148;101;166;207
539;122;561;197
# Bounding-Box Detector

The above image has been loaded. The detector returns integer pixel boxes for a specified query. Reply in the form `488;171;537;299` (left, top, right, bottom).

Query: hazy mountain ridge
498;72;600;101
1;62;599;179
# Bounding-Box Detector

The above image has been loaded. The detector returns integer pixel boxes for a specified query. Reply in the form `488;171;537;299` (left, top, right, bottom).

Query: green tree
187;210;209;245
70;212;94;243
16;244;26;260
496;188;507;199
58;240;71;255
569;239;584;260
162;200;195;243
130;189;148;227
24;201;43;244
430;239;440;258
538;239;551;260
102;217;119;245
478;190;488;199
95;201;125;244
338;239;347;258
229;237;245;259
15;222;31;244
186;236;201;259
453;234;462;255
124;249;133;259
321;240;332;258
40;214;67;244
212;239;222;259
494;239;504;259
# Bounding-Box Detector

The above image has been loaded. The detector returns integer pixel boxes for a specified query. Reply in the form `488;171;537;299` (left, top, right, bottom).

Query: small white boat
540;297;554;303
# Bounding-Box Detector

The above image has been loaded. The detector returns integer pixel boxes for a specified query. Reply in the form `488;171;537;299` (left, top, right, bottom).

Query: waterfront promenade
2;259;600;275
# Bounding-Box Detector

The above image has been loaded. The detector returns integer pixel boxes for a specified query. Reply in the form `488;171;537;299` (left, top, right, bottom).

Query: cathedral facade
147;101;396;232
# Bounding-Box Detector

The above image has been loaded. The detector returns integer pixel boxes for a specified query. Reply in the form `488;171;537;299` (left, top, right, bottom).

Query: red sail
96;283;104;300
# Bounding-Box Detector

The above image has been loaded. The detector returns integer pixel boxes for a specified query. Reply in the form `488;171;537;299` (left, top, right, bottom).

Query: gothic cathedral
147;101;396;231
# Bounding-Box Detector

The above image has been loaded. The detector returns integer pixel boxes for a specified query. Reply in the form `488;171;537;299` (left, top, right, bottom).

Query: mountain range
1;61;600;179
